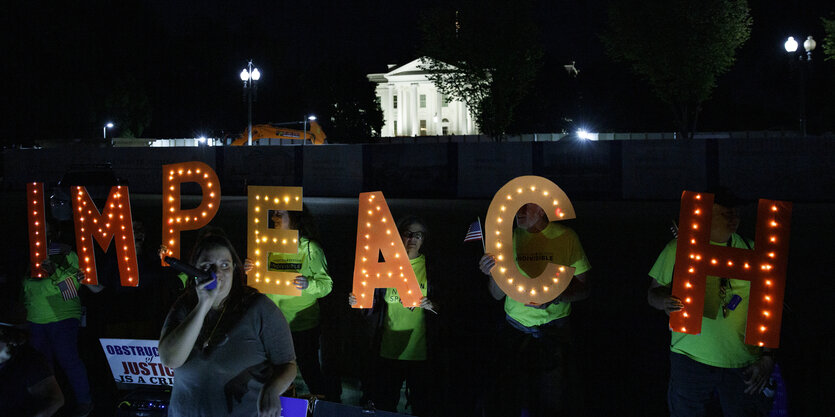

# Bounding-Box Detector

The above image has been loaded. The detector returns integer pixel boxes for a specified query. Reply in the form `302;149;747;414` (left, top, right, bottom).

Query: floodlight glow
240;69;250;81
307;115;317;121
577;129;598;141
251;68;261;81
106;123;114;128
784;36;798;53
197;136;207;143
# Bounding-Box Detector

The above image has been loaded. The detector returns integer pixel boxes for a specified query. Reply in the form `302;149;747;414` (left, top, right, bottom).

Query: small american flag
464;219;483;243
57;275;79;301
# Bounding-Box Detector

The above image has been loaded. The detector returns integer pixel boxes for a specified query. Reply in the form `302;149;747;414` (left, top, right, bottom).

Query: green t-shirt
23;252;83;324
649;234;762;368
379;254;429;361
265;237;333;332
504;222;591;327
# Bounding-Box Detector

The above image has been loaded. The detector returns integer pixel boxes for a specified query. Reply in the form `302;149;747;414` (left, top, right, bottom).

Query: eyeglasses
719;278;742;318
402;231;425;240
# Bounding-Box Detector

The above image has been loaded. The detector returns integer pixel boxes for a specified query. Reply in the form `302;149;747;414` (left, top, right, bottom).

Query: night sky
2;0;833;143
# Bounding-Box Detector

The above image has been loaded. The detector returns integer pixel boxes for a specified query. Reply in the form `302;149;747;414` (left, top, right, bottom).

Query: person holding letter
647;188;775;416
478;203;591;417
22;220;94;416
264;207;339;401
159;232;296;417
348;216;438;416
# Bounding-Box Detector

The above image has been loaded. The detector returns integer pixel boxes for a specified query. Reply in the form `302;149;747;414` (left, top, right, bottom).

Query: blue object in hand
202;271;218;290
726;294;742;311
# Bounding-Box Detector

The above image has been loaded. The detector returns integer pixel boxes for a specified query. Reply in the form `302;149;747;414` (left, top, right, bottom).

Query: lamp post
240;60;261;146
303;115;316;145
103;122;114;142
784;36;816;136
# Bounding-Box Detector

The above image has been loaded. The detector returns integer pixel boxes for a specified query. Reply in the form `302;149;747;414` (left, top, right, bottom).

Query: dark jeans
668;352;772;417
29;318;92;404
484;317;572;417
370;356;432;416
292;326;341;401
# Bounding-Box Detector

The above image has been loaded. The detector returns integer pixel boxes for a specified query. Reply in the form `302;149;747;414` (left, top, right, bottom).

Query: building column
465;105;473;134
411;83;419;136
386;85;394;136
458;101;466;135
435;90;443;135
397;85;404;136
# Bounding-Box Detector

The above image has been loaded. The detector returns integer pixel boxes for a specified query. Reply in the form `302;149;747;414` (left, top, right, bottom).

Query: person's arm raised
159;281;221;368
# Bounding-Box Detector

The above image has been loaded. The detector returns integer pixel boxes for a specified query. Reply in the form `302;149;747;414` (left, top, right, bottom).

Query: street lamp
103;122;114;141
784;35;816;136
240;60;261;146
303;115;316;145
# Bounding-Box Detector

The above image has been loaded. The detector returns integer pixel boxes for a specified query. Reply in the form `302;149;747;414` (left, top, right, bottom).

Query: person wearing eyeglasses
348;215;438;416
159;232;296;417
648;187;775;417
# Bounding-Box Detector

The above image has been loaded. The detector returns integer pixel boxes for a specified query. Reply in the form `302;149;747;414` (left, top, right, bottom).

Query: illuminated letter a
351;192;422;309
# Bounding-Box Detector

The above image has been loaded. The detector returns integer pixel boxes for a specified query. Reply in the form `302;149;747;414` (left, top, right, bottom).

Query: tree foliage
301;60;384;144
602;0;752;139
103;76;153;138
823;16;835;62
418;0;542;139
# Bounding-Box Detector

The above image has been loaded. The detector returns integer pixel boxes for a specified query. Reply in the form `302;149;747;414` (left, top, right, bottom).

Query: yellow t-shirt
23;252;83;324
265;238;333;332
648;234;762;368
504;223;591;327
379;254;429;361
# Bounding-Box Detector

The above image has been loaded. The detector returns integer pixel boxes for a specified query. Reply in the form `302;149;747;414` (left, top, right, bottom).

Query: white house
367;58;479;137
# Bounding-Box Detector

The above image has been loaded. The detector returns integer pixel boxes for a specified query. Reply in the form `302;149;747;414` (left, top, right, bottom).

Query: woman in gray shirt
160;234;296;417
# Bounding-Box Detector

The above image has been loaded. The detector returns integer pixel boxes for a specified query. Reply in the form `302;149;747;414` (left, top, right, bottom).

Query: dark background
2;0;834;143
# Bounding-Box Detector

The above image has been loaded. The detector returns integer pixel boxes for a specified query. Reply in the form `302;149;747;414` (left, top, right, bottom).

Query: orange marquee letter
351;192;423;309
671;191;791;348
247;186;303;296
72;185;138;286
485;175;578;305
27;182;48;278
161;162;220;264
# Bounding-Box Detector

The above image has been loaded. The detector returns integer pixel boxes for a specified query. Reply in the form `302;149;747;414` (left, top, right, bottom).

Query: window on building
442;126;449;135
393;95;398;109
393;121;398;135
419;94;426;108
419;120;427;135
442;94;449;107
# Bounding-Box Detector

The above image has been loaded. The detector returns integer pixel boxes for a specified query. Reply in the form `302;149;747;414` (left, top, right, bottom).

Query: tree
602;0;752;140
301;60;384;144
419;0;543;139
823;16;835;62
102;76;153;138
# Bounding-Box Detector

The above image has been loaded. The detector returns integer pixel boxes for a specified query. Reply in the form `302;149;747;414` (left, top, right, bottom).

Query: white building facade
367;58;478;137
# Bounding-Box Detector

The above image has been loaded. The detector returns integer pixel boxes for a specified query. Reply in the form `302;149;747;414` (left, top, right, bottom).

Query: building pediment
367;57;454;83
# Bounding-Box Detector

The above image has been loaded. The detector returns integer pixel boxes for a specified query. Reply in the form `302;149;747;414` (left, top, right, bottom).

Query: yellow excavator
230;121;327;145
